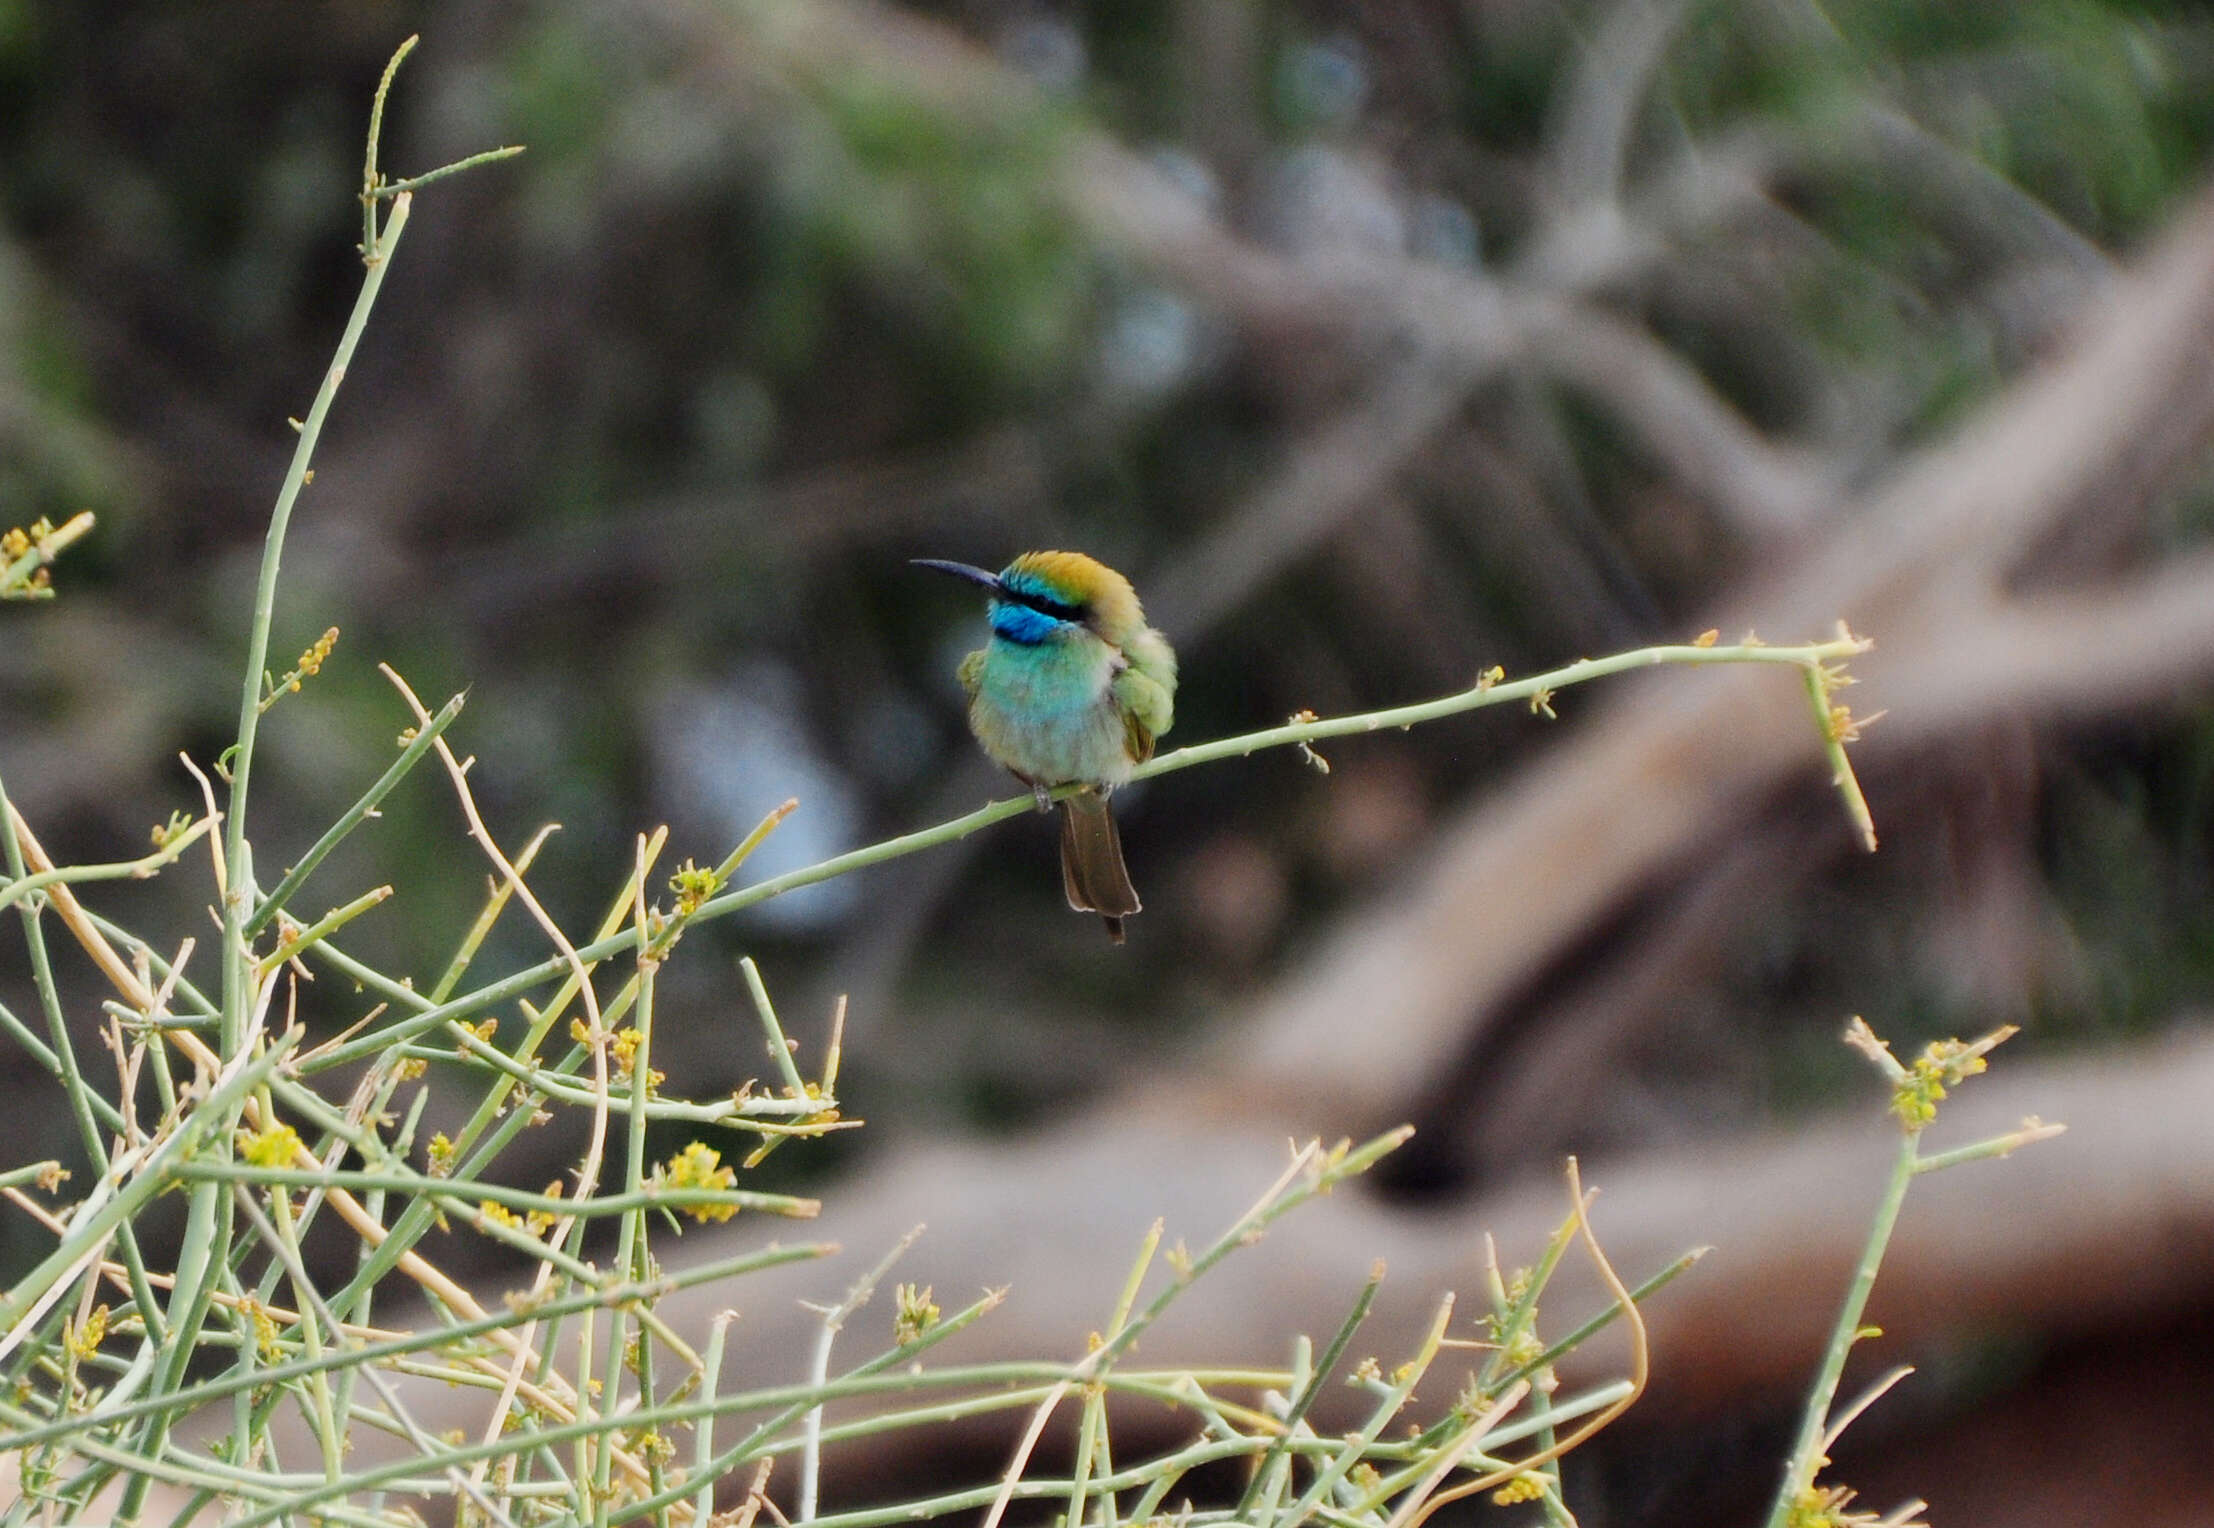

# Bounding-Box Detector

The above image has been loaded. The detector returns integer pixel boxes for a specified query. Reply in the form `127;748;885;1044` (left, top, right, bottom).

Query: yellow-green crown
999;551;1145;639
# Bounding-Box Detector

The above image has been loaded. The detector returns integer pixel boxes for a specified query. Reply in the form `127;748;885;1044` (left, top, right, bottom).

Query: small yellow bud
668;859;719;915
893;1282;940;1344
240;1297;282;1362
67;1305;109;1360
659;1141;739;1222
1490;1473;1545;1505
239;1123;302;1168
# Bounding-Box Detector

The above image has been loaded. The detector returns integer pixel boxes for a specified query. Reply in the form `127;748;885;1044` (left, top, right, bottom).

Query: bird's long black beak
909;558;1005;595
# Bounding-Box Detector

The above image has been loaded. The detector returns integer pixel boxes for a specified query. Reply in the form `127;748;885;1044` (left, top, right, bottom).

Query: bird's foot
1031;783;1053;814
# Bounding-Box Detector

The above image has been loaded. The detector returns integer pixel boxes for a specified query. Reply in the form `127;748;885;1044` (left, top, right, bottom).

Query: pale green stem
165;1165;800;1229
370;144;526;198
328;1088;421;1442
0;1246;825;1457
1351;1379;1637;1509
1763;1128;1919;1528
148;183;414;1522
1235;1264;1379;1521
0;993;70;1088
695;1313;739;1526
315;841;661;1321
788;1369;1299;1460
1494;1247;1704;1395
1066;1220;1164;1528
426;821;553;1001
0;780;169;1345
1278;1294;1455;1528
256;1174;344;1480
242;691;464;937
799;1228;926;1520
0;818;213;915
0;1033;292;1332
571;1301;599;1509
229;1186;523;1528
412;1019;835;1121
223;1343;1293;1528
308;638;1869;1075
0;1397;308;1506
1141;640;1857;781
221;190;414;1046
1475;1208;1580;1396
253;884;391;980
593;955;658;1523
617;1287;1009;1527
1802;661;1878;850
741;955;812;1099
1910;1121;2066;1175
358;36;413;251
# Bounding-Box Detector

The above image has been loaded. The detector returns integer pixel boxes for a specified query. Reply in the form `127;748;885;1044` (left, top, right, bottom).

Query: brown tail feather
1058;789;1139;942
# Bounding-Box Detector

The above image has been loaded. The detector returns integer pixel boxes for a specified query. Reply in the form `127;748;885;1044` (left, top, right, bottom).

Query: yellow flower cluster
893;1282;940;1345
668;859;719;916
66;1305;109;1361
0;520;41;560
660;1141;738;1223
239;1123;302;1168
1893;1038;1989;1130
1489;1473;1545;1506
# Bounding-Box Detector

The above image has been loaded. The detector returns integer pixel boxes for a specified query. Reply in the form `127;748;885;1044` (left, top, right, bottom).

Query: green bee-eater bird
914;550;1177;943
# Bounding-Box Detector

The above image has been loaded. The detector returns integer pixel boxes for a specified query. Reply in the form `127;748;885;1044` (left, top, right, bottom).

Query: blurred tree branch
1219;173;2214;1126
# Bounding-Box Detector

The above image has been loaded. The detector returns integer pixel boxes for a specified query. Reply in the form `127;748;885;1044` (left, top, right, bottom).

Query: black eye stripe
1005;588;1084;622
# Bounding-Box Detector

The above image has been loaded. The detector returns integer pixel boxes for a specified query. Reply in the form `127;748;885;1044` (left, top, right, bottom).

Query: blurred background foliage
4;4;2214;1512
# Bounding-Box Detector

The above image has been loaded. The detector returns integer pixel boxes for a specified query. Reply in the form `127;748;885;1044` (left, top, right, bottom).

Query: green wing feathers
1111;636;1175;764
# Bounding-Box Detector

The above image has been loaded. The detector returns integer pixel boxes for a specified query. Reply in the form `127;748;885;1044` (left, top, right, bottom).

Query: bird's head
912;550;1147;648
